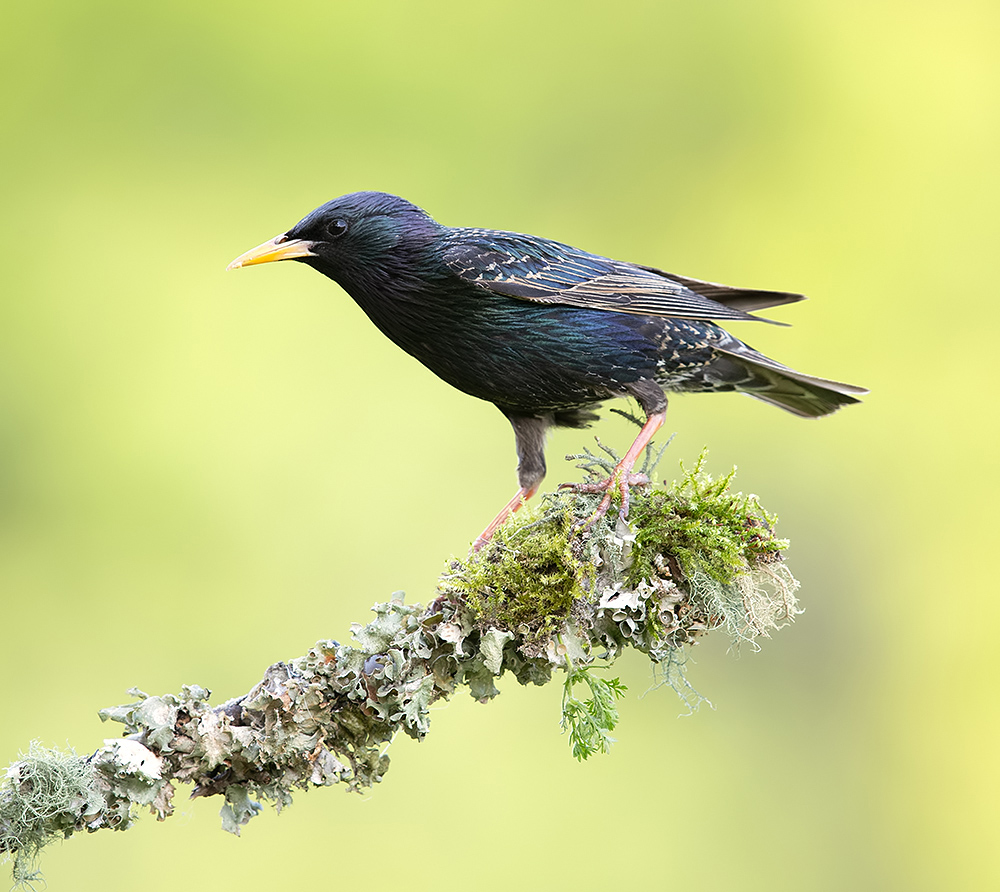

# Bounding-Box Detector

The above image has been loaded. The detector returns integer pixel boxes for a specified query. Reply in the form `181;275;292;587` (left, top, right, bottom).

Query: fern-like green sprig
560;660;628;761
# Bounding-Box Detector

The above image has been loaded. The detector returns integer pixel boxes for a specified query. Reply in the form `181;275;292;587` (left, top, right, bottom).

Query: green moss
627;453;787;587
449;452;788;658
452;499;590;644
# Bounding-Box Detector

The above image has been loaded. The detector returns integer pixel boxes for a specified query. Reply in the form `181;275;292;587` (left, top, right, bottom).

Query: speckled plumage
228;191;866;545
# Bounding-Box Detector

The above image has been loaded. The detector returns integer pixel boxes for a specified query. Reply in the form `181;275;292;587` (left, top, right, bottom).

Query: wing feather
442;230;794;324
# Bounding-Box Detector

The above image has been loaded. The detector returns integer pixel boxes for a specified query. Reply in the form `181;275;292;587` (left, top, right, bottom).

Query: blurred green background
1;0;997;889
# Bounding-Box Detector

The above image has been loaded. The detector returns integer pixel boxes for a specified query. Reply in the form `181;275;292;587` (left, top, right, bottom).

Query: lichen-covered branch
1;453;799;886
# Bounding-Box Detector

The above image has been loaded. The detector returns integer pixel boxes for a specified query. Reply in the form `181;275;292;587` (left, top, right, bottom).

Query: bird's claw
560;472;649;495
560;469;650;533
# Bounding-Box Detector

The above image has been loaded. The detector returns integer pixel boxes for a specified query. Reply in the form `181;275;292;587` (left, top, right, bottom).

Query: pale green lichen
0;744;97;887
0;739;166;887
2;451;799;887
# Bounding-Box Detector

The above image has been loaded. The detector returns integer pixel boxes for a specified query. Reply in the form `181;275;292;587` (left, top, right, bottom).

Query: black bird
228;192;865;549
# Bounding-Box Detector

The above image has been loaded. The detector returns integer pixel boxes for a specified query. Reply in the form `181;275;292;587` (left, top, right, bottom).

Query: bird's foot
561;408;665;533
560;465;650;532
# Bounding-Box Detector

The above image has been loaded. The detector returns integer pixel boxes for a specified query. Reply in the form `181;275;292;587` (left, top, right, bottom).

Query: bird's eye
327;218;349;239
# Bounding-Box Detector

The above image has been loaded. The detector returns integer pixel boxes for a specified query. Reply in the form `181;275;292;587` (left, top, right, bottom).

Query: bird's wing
442;230;798;324
634;267;805;313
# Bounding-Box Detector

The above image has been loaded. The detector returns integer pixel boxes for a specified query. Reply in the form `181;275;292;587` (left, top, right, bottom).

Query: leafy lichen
2;450;800;887
0;740;164;887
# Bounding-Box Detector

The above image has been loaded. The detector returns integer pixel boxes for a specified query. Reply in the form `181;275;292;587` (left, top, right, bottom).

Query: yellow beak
226;235;316;270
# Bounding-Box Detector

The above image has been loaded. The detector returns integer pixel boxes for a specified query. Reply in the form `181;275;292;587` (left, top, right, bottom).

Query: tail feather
744;381;861;418
715;342;867;418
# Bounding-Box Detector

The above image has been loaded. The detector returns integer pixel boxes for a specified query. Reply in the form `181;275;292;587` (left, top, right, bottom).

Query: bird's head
227;191;439;283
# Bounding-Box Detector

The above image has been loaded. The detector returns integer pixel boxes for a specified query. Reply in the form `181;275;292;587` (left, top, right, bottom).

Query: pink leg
471;483;540;552
561;410;665;527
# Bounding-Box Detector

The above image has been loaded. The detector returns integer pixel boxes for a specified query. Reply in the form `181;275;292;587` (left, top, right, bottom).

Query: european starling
228;192;865;548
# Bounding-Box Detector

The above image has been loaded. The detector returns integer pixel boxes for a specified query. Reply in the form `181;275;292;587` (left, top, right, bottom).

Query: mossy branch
1;451;799;887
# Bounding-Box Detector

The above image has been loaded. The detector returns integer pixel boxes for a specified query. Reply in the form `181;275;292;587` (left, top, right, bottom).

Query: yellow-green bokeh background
2;1;997;888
